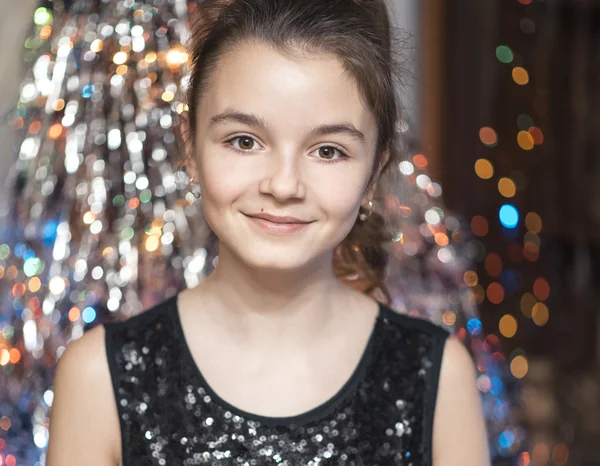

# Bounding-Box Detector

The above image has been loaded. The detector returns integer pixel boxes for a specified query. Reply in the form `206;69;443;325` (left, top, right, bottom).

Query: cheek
198;154;259;204
309;171;366;222
194;155;249;236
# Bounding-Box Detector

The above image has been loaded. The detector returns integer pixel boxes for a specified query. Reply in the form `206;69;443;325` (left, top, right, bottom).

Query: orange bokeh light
525;212;542;233
475;159;494;179
68;307;81;322
487;282;505;304
471;285;485;305
512;67;530;85
532;443;550;466
523;242;539;262
434;233;449;246
552;444;569;466
499;314;518;338
9;349;21;364
517;130;534;150
485;252;503;277
12;283;26;298
479;127;497;146
498;177;517;198
464;270;478;287
48;123;63;140
471;215;489;237
533;277;550;301
520;292;536;318
528;126;544;145
518;452;531;466
29;120;41;134
40;25;52;39
52;99;65;111
12;117;24;129
413;154;428;168
532;302;549;326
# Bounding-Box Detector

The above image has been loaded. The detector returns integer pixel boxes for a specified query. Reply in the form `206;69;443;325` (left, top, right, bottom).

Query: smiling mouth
244;212;313;224
243;214;314;235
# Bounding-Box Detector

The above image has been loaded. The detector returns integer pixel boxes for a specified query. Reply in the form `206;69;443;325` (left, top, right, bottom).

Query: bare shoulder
52;325;112;399
439;335;477;379
47;325;120;466
56;324;107;373
432;335;491;466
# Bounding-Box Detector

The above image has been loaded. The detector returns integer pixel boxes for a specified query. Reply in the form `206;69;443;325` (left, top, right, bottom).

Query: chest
118;381;425;466
109;310;439;466
190;342;372;419
115;343;430;466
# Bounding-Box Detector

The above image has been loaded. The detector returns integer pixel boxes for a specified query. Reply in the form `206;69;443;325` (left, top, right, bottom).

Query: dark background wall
434;1;600;463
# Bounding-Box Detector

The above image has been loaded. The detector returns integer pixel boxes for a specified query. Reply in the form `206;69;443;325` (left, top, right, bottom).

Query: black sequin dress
104;294;450;466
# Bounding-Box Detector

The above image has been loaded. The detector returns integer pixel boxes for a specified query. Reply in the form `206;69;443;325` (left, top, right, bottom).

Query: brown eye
239;137;254;149
318;147;336;159
226;135;261;152
313;145;350;163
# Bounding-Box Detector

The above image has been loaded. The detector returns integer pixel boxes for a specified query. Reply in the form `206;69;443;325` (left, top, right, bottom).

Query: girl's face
190;41;382;272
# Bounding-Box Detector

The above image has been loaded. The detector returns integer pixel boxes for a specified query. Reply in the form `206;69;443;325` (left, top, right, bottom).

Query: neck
194;242;352;346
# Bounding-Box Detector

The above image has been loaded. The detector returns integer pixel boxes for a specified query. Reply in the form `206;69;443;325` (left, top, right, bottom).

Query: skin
47;41;490;465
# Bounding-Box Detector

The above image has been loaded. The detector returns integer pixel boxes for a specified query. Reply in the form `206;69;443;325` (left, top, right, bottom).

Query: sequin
105;295;449;465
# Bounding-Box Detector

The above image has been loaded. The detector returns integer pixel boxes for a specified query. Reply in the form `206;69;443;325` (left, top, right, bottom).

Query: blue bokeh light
467;318;483;336
499;204;519;229
490;376;504;395
14;242;27;257
498;430;515;448
43;219;59;245
22;248;35;261
82;307;96;323
82;84;95;98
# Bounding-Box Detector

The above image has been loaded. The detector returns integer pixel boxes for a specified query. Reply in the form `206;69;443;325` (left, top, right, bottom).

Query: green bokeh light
121;227;135;241
517;114;534;131
0;244;10;260
113;194;125;207
496;45;513;64
34;7;53;26
140;189;152;203
23;257;42;277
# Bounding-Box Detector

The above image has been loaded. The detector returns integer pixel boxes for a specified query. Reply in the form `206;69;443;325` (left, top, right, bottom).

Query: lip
243;213;314;235
245;212;313;224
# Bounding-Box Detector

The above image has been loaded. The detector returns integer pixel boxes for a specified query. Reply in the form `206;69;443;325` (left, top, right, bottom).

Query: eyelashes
225;135;261;152
223;134;351;164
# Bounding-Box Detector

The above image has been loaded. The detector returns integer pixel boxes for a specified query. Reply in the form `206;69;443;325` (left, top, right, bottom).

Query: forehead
198;41;377;139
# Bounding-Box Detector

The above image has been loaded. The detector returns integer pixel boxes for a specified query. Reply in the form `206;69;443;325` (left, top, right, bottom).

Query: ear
363;145;391;203
180;112;198;181
378;144;391;176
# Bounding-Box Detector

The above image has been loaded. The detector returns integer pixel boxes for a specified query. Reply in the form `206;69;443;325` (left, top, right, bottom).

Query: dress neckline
168;293;383;427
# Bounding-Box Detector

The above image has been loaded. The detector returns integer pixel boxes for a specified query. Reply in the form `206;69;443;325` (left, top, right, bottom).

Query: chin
240;244;324;272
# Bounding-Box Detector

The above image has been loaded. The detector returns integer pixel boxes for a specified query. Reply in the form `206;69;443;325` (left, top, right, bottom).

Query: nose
258;153;306;201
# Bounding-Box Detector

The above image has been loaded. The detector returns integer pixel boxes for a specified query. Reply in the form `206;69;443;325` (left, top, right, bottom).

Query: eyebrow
208;109;366;143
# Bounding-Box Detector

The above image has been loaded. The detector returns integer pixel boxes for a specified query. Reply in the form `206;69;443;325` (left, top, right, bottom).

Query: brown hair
183;0;408;305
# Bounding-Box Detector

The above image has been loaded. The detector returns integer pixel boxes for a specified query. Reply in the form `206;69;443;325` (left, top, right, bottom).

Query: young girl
47;0;490;464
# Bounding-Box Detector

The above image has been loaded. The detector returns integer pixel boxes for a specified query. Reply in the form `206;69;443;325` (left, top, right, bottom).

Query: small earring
358;200;373;222
186;177;202;203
